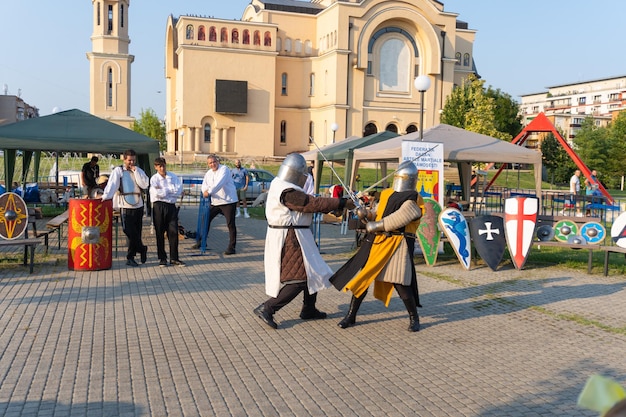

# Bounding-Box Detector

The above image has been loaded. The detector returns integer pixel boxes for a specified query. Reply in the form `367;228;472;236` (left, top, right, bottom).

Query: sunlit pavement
0;205;624;416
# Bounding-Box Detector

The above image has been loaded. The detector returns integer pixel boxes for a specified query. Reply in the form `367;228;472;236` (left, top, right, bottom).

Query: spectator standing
81;156;100;197
192;155;238;255
149;157;185;267
231;159;250;218
570;169;581;194
100;149;150;267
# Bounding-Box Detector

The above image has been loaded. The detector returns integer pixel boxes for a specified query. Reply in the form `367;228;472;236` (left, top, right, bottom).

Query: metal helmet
393;161;418;192
277;154;308;188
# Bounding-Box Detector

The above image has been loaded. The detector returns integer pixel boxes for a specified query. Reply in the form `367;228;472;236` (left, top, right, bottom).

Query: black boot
338;291;367;329
402;295;420;332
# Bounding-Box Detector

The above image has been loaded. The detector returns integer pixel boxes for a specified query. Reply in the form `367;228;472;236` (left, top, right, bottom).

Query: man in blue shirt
231;159;250;218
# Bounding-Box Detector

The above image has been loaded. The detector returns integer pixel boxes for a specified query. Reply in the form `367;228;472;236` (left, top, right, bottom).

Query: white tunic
264;177;332;297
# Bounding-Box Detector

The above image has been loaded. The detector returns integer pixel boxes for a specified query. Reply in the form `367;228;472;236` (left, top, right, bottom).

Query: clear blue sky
1;1;624;118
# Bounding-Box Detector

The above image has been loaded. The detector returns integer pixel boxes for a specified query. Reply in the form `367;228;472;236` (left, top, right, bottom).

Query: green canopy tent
301;130;399;194
0;109;160;190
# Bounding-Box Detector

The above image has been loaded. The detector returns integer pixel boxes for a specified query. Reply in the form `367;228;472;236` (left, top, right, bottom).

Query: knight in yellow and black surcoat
330;161;424;332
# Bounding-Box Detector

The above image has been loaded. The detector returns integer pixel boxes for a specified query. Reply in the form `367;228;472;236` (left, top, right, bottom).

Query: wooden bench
532;215;603;274
600;245;626;276
0;238;42;273
46;210;69;250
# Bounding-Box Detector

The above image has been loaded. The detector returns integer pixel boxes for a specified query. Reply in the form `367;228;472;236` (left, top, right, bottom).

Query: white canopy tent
351;124;543;202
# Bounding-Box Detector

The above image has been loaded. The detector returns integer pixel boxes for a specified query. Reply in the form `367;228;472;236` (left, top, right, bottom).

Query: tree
484;86;523;138
540;132;575;185
441;74;511;141
573;116;611;186
605;111;626;188
133;108;166;152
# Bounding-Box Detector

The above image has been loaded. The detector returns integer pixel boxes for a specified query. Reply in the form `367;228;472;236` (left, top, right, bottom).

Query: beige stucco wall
164;0;477;160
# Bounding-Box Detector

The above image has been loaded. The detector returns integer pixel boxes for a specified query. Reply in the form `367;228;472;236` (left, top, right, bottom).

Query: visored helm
393;161;418;192
277;153;308;188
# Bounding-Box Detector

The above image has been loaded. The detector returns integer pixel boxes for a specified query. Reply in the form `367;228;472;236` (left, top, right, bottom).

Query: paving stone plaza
1;206;625;416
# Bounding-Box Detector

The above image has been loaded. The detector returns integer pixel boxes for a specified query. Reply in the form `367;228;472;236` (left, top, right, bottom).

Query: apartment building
0;93;39;126
519;75;626;148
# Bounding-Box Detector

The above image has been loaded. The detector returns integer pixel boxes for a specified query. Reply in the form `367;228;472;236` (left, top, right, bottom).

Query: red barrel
68;198;113;270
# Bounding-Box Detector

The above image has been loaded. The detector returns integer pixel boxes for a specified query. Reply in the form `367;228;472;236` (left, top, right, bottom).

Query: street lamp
414;75;431;141
330;122;339;144
329;123;339;186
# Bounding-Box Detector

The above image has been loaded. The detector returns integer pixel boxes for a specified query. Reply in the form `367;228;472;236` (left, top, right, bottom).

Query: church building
167;1;478;160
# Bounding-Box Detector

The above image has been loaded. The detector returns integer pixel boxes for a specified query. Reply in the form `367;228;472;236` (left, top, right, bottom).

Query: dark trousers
205;202;237;252
264;282;318;314
153;201;179;262
121;207;144;261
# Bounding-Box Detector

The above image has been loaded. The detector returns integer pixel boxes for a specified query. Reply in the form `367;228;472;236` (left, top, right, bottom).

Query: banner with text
401;141;444;205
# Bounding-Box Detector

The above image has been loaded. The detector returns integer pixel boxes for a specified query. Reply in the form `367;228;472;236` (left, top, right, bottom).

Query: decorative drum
68;198;112;270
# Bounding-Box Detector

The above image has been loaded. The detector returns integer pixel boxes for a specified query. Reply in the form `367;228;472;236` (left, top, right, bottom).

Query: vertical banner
401;141;444;205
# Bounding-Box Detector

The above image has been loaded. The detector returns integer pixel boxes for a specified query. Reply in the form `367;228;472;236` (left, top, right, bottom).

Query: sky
1;0;625;118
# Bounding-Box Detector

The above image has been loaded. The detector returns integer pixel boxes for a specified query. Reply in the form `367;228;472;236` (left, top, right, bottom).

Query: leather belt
268;225;310;229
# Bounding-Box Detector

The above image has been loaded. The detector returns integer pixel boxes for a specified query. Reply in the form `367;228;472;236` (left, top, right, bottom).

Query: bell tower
87;0;134;127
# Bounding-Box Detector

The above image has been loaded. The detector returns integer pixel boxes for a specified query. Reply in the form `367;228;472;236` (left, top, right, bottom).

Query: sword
357;143;441;197
309;136;362;209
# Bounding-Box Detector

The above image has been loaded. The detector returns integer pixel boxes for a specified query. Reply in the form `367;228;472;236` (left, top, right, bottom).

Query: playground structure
485;112;613;204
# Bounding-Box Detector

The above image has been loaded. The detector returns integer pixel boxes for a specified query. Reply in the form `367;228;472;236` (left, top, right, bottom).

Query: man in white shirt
150;158;184;267
192;154;239;255
100;149;150;267
569;170;581;194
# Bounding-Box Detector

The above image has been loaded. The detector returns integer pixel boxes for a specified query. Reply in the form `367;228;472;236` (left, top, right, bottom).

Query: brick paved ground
0;205;625;416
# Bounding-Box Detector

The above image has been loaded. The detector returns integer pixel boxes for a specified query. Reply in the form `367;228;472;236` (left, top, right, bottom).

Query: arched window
107;67;113;107
309;121;315;142
254;31;261;46
463;53;470;66
204;124;211;143
280;121;287;144
220;27;228;42
284;38;292;52
455;52;461;65
295;39;302;54
276;37;282;52
281;73;288;96
232;29;239;44
120;4;124;28
378;37;410;92
209;26;217;42
406;124;418;134
264;31;272;47
198;26;206;41
243;29;250;44
97;2;101;26
309;73;315;96
304;40;312;55
363;123;377;137
186;25;194;40
385;124;398;133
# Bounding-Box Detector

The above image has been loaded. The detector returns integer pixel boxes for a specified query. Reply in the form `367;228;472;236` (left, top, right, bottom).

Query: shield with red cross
469;215;506;271
504;196;538;270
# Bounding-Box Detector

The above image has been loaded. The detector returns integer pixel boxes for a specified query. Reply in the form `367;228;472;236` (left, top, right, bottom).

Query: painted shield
504;197;538;270
0;192;29;240
610;211;626;248
417;198;442;266
68;198;113;271
580;222;606;245
535;225;555;242
438;207;471;270
554;219;578;243
469;215;506;271
567;235;586;245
